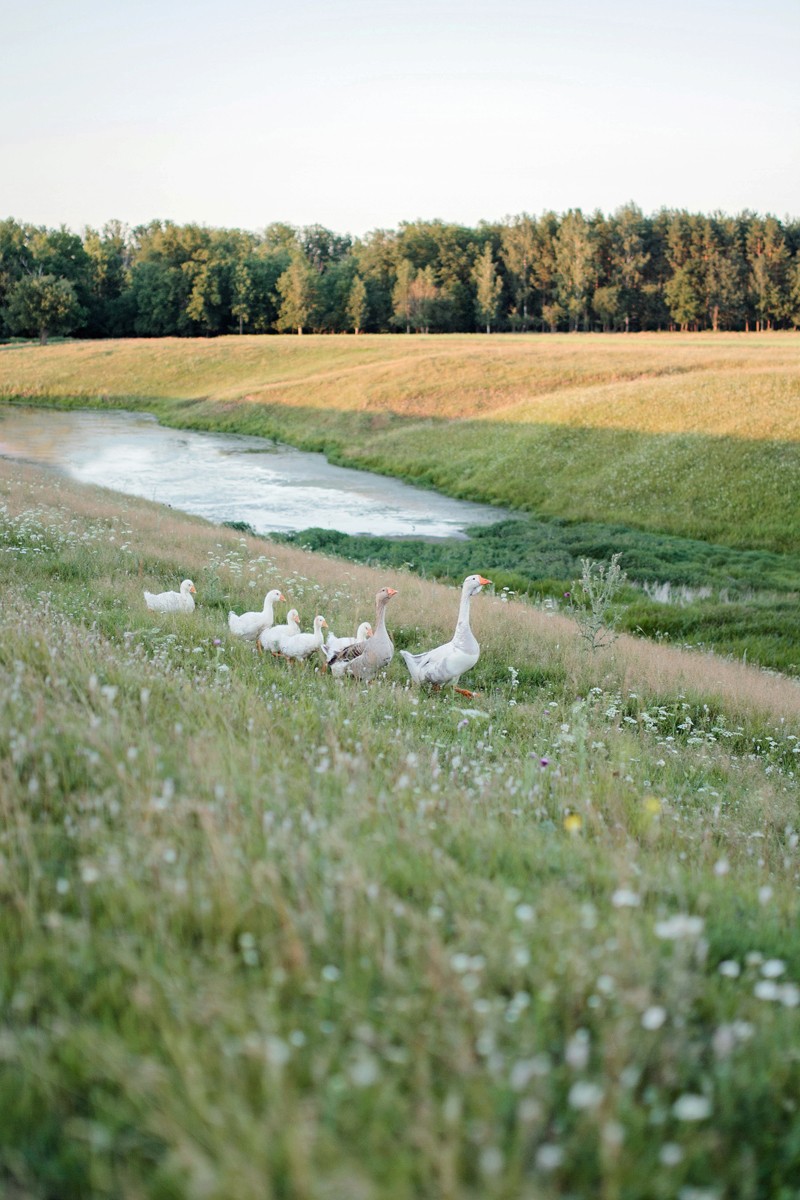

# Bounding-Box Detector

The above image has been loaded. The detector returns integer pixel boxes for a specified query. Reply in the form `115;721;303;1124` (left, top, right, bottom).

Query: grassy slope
2;333;800;550
2;459;800;1198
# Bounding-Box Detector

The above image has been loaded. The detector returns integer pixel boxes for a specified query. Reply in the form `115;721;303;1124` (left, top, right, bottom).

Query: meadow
4;331;798;674
2;457;800;1199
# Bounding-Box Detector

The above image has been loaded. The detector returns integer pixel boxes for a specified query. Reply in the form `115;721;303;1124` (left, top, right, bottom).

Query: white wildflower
654;914;704;940
672;1094;712;1121
641;1005;667;1031
568;1081;604;1110
612;888;641;908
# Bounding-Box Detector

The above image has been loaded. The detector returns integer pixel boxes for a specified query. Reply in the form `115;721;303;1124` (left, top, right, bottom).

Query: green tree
408;265;438;333
184;254;223;334
500;215;536;329
231;262;254;334
555;210;596;331
83;221;131;336
275;249;316;334
4;273;81;343
592;285;622;332
747;216;790;330
610;203;650;332
701;218;745;331
346;274;368;334
664;265;704;330
472;243;503;332
392;259;415;332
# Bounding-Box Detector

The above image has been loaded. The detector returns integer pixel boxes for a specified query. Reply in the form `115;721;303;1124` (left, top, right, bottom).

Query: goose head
463;574;491;595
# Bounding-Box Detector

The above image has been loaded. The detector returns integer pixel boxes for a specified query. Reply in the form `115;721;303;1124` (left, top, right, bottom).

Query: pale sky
2;0;799;238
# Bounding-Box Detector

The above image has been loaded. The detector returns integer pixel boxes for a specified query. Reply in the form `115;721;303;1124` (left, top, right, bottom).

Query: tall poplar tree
391;260;415;332
275;249;316;334
555;210;596;331
346;274;368;334
472;243;503;332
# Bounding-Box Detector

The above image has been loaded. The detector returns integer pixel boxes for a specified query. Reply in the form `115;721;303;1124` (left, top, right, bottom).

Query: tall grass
2;458;800;1198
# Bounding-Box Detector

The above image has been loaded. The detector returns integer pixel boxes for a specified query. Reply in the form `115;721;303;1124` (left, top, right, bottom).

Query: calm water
0;406;507;539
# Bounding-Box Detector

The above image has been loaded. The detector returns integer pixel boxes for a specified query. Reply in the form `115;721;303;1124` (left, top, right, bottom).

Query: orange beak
478;577;491;587
387;588;398;597
190;584;197;593
279;593;286;602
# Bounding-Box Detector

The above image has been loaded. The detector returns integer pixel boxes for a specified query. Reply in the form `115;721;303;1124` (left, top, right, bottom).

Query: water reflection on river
0;406;507;539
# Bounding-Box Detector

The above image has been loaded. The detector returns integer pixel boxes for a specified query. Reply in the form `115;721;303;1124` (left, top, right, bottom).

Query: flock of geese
143;573;492;696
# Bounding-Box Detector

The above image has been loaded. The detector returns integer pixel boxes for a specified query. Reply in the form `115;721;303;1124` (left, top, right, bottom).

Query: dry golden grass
2;332;800;435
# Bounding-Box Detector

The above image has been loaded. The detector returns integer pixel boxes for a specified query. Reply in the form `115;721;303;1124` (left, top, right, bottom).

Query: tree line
2;205;800;343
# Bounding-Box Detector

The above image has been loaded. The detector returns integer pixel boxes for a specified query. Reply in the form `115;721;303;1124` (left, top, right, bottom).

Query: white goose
258;609;301;655
144;579;196;614
400;574;490;697
228;589;286;640
280;615;328;663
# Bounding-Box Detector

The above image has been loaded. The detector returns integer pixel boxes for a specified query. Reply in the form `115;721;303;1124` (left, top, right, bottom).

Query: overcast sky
2;0;799;237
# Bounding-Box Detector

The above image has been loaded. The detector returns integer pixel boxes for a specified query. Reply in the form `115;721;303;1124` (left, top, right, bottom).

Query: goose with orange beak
143;578;197;614
328;587;397;681
400;574;491;698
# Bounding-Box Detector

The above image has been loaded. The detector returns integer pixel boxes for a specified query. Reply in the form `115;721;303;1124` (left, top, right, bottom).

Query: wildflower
264;1036;291;1067
539;757;550;767
349;1050;380;1088
535;1144;563;1171
654;914;704;940
718;960;741;978
659;1143;683;1167
568;1080;603;1109
612;888;641;908
761;959;786;978
479;1147;504;1177
563;813;582;833
321;964;340;982
672;1094;712;1121
643;795;661;816
641;1005;667;1031
565;1028;590;1070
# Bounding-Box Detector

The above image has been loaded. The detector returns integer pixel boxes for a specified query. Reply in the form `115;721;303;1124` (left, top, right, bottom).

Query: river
0;405;507;539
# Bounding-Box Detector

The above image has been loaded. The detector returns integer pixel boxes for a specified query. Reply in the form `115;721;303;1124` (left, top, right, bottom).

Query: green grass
2;459;800;1198
278;520;800;675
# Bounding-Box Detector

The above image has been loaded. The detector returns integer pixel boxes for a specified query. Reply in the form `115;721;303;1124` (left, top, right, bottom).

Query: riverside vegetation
2;457;800;1198
2;332;800;673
